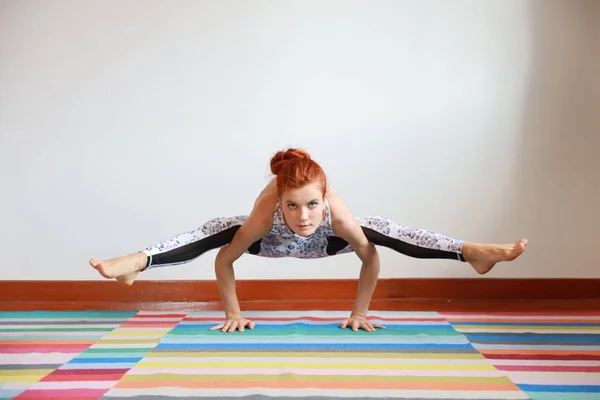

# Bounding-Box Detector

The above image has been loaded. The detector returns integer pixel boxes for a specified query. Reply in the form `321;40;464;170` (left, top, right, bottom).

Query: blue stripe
68;357;143;363
0;390;22;399
519;384;600;393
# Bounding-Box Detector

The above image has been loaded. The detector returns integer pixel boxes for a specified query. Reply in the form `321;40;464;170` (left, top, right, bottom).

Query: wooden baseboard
1;279;599;311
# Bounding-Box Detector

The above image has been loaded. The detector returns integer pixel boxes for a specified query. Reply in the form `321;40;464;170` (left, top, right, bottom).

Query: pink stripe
15;389;108;398
497;365;600;372
0;345;90;353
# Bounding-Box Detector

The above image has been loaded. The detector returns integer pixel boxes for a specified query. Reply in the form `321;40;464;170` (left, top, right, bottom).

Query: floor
1;310;599;400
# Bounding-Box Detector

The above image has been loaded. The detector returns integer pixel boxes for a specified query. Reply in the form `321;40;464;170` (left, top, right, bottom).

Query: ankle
133;252;148;271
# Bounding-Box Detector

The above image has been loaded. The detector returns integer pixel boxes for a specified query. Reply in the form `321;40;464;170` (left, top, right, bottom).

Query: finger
239;322;245;332
363;322;373;332
248;320;255;330
209;323;224;331
365;322;374;332
373;323;386;329
221;321;232;332
352;320;359;332
228;321;238;332
340;319;348;329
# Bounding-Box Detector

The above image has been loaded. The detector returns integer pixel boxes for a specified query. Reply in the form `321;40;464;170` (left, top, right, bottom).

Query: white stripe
59;362;138;369
29;381;118;390
0;324;120;329
183;311;442;319
0;382;36;390
0;331;108;337
0;318;130;322
0;353;78;364
505;371;600;385
103;388;528;399
139;356;492;365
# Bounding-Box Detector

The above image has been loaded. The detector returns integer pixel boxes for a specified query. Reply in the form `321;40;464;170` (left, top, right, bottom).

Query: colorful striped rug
0;311;598;399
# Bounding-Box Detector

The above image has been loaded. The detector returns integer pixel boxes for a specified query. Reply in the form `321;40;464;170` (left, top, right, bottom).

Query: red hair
270;148;327;197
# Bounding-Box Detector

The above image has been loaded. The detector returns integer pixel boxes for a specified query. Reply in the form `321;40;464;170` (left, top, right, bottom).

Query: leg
89;215;250;285
356;216;527;274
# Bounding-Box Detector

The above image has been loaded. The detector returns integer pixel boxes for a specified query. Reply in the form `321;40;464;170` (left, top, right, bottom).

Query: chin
294;226;316;237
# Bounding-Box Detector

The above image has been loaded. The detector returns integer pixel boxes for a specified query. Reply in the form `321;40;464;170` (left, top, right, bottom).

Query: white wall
1;0;598;280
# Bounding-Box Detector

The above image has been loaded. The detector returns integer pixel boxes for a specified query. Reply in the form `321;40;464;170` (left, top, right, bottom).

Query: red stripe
496;365;600;372
43;368;130;376
485;354;600;360
131;314;186;318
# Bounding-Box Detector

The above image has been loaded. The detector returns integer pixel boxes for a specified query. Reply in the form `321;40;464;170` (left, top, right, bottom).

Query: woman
90;148;527;332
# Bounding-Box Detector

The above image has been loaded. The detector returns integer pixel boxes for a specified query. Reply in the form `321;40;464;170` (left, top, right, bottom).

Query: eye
309;201;318;208
287;203;296;209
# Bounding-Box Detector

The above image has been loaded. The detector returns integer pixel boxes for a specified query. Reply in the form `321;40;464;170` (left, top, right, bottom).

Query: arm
212;181;276;331
327;185;384;331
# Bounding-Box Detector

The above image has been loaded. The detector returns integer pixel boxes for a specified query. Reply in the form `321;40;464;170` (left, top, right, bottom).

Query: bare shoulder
244;178;277;234
252;178;277;214
326;184;360;237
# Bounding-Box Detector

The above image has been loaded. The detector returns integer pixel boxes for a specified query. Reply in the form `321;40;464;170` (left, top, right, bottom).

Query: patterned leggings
140;216;465;270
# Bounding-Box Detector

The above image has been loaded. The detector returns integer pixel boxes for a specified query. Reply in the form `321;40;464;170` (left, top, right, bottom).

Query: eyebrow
286;199;320;203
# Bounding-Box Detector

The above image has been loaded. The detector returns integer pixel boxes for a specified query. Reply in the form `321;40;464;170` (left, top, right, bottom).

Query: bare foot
89;252;147;286
462;239;528;275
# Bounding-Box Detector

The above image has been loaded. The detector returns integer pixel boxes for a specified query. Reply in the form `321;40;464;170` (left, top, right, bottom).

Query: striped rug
0;310;596;399
443;312;600;400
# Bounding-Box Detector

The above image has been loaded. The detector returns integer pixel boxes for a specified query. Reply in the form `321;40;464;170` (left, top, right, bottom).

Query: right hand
209;314;255;332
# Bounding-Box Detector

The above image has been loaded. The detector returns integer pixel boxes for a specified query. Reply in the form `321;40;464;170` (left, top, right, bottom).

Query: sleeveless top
257;198;340;258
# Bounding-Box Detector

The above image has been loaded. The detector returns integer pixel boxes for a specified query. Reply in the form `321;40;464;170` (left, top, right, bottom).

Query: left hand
340;313;385;332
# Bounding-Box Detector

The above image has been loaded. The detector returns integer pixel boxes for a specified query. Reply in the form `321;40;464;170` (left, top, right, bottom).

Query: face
280;183;326;237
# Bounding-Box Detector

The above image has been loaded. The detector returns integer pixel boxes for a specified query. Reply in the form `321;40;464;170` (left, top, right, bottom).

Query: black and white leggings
139;215;466;271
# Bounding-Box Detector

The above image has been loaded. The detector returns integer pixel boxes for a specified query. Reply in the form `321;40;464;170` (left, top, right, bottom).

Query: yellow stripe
135;361;496;371
97;338;161;344
0;369;53;382
121;373;511;384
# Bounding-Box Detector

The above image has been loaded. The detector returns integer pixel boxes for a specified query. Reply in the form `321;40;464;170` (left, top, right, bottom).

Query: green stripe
526;393;600;400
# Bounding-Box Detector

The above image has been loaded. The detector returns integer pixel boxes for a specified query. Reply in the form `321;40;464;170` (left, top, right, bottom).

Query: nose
300;208;309;221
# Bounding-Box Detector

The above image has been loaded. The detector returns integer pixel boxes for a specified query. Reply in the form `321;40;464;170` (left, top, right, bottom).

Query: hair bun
270;148;311;175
